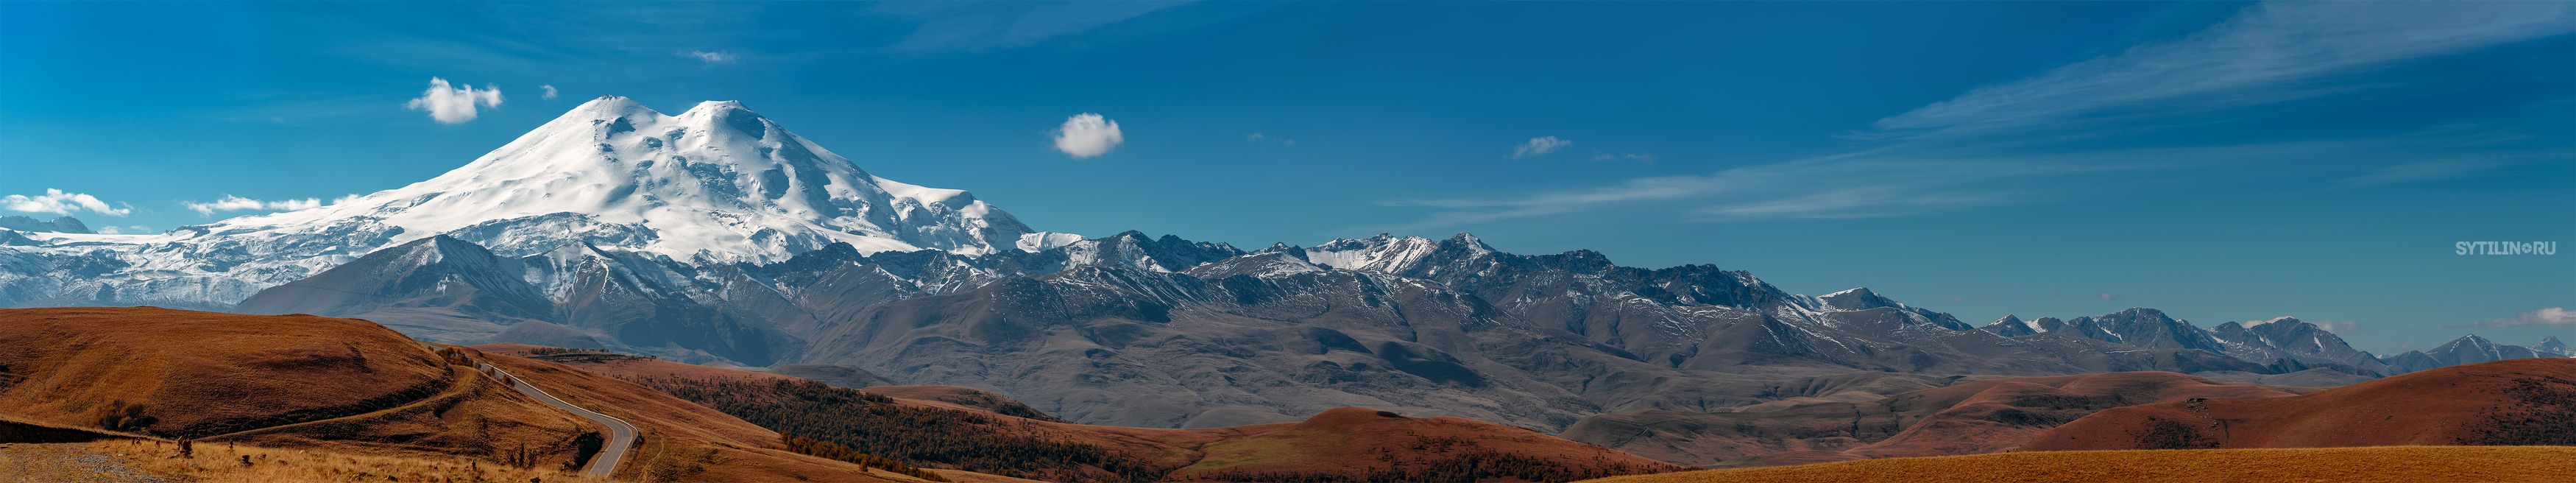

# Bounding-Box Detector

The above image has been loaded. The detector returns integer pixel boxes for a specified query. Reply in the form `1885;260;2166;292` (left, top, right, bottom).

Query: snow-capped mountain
2536;336;2575;357
0;96;1066;308
1976;308;2226;353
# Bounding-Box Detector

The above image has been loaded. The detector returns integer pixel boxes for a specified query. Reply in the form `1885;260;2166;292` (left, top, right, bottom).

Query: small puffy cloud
183;195;325;216
1051;113;1124;158
685;50;735;63
1591;153;1657;163
94;225;152;235
2;189;130;216
2471;307;2576;328
1512;136;1571;159
1247;133;1295;146
2096;292;2120;301
404;77;504;124
539;85;559;99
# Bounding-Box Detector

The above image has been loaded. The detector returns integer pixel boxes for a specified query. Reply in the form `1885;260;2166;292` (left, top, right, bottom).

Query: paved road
480;362;636;479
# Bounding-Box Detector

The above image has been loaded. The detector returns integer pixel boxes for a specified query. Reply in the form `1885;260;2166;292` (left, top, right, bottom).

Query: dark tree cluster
526;347;654;364
782;434;949;482
527;347;598;356
91;399;156;432
1197;451;1672;483
623;376;1167;482
435;347;477;367
2458;376;2576;445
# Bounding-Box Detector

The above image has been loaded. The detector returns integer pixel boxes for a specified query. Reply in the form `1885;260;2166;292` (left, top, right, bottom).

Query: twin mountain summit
0;96;2557;431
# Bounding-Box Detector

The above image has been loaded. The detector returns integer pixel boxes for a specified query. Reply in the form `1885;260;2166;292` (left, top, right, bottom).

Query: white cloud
94;225;151;235
539;85;559;99
1874;1;2576;136
1;189;130;216
404;77;504;124
685;50;735;63
2096;292;2120;301
182;195;325;216
1511;136;1571;159
2471;307;2576;328
1051;113;1124;158
1248;133;1295;146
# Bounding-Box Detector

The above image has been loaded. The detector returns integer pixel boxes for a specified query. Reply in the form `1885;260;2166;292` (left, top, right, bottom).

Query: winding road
478;362;636;479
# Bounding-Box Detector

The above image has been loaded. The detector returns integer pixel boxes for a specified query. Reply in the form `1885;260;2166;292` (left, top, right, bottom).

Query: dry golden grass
1583;445;2576;483
0;440;612;483
0;307;456;438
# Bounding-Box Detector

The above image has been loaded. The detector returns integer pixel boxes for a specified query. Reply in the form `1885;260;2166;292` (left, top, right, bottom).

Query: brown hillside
1171;407;1682;482
0;307;601;470
0;439;607;483
1578;445;2576;483
2026;357;2576;451
0;307;456;437
1563;371;2297;467
0;308;983;482
511;347;1680;482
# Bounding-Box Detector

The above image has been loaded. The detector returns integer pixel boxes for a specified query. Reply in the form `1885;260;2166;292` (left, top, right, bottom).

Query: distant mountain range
1;98;2563;430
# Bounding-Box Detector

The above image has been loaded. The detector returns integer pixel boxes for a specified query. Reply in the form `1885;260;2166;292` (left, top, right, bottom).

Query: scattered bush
783;434;949;482
2458;376;2576;445
1197;451;1671;483
2129;417;2215;450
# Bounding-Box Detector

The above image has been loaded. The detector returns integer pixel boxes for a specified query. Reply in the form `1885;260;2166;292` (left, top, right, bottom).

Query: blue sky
2;1;2570;353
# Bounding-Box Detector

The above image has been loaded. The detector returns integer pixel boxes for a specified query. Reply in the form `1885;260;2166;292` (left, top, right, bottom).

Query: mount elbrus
0;98;2552;431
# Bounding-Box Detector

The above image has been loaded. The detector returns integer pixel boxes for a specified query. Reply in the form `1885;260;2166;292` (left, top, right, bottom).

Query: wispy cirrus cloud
1384;1;2576;228
2335;159;2511;188
1874;1;2576;137
683;50;735;63
883;1;1192;53
1591;153;1657;163
2307;319;2364;334
1382;146;2179;227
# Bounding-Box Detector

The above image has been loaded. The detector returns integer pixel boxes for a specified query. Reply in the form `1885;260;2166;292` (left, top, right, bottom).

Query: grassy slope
0;308;991;482
0;307;455;437
1582;446;2576;483
1565;371;2297;468
0;307;600;470
17;439;609;483
2026;358;2576;451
